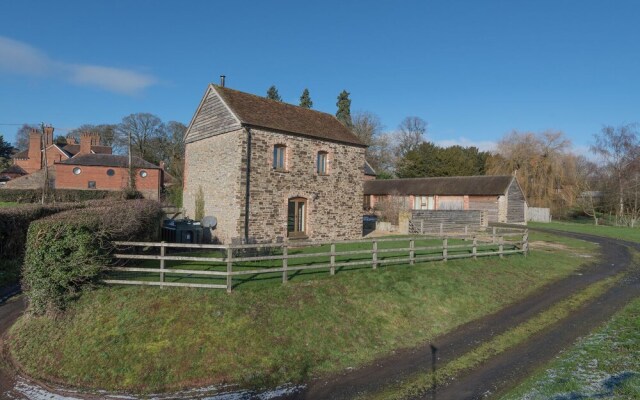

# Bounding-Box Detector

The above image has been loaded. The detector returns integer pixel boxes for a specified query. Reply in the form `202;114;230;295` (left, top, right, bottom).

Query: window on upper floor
273;145;286;170
317;151;328;175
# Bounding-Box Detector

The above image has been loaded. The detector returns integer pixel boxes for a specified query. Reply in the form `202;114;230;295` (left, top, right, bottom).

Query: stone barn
364;175;527;224
182;84;366;243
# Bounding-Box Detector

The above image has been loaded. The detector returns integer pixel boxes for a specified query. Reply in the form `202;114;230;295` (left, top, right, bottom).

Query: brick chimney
43;125;54;147
27;129;43;171
66;136;76;145
79;132;93;154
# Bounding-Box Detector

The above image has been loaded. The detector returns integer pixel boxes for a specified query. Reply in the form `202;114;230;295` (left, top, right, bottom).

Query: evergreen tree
0;135;13;159
266;85;283;102
299;88;313;108
336;90;353;127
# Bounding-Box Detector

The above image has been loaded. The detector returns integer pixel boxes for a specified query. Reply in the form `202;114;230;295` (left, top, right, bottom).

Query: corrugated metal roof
364;175;515;196
214;85;365;147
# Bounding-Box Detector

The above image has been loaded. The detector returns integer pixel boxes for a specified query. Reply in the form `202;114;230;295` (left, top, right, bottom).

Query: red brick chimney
27;129;43;172
43;125;54;147
79;132;93;154
66;136;76;145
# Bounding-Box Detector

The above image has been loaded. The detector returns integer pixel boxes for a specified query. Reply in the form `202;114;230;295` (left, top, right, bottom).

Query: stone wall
183;129;245;243
245;128;365;242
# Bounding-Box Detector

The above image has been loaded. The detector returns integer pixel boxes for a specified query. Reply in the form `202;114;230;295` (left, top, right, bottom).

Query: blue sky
1;0;639;153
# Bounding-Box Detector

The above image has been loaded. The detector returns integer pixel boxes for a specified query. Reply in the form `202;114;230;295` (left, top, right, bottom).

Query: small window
72;167;81;175
88;181;96;189
139;170;148;178
106;169;115;176
317;151;328;175
273;145;286;170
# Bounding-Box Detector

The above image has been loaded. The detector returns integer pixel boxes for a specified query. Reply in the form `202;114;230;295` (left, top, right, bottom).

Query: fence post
226;246;233;293
159;241;166;288
409;239;415;265
420;220;424;235
523;230;529;257
499;236;504;259
492;227;497;244
372;240;378;269
443;237;448;261
282;243;288;284
440;223;444;237
330;243;336;275
464;225;468;240
472;236;477;260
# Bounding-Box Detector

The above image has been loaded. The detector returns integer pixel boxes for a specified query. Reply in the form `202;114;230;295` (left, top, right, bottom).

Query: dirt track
1;229;638;399
297;230;640;399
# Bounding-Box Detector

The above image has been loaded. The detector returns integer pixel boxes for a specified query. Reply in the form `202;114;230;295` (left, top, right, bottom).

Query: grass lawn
530;221;640;244
0;201;19;207
501;295;640;399
8;231;596;394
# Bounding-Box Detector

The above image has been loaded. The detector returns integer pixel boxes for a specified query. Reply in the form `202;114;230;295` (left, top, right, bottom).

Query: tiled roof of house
0;164;27;175
214;85;365;147
58;154;160;169
12;149;28;159
63;144;113;156
364;175;515;196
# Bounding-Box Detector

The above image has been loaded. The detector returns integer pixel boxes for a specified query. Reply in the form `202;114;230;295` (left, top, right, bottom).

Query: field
530;221;640;243
8;231;596;394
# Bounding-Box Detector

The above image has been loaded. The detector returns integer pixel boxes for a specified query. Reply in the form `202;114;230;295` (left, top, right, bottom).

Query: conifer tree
266;85;283;102
336;90;353;127
299;88;313;108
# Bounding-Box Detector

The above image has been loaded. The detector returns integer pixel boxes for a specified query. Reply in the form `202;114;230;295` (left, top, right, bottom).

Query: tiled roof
364;175;515;196
0;164;27;175
57;154;160;169
214;85;365;147
12;149;28;159
63;144;113;155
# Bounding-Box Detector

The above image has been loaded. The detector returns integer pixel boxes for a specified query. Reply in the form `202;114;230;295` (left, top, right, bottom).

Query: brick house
4;128;165;200
364;175;527;224
183;84;366;243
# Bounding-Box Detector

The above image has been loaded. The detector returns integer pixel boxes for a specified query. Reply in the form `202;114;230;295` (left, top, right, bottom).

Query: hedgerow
0;203;89;286
0;189;140;203
23;200;164;315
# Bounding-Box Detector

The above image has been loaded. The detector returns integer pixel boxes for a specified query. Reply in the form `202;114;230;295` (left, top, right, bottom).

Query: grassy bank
502;295;640;399
8;232;595;394
530;221;640;243
362;274;624;400
0;201;18;207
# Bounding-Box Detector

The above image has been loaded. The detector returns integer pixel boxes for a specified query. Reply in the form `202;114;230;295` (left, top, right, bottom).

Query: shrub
0;203;87;264
0;189;125;203
23;200;164;314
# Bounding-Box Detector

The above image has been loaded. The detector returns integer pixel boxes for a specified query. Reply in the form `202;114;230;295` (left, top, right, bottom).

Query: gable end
185;86;242;144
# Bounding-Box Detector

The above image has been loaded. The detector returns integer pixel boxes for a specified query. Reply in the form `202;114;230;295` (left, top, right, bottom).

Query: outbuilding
364;175;527;224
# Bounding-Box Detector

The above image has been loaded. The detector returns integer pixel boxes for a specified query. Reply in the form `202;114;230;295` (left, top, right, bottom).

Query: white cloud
0;36;157;95
434;137;497;152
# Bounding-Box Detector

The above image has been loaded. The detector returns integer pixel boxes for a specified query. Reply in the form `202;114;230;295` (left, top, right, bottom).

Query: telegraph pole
41;123;49;204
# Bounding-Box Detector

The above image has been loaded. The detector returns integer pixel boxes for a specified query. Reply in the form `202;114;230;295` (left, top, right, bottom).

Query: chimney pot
220;75;226;87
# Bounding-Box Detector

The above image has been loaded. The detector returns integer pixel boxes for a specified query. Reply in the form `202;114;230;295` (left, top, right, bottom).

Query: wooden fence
528;207;552;223
105;229;528;293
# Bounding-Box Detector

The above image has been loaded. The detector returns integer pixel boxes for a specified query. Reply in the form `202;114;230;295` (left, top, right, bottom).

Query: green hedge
23;200;164;314
0;189;135;203
0;203;89;286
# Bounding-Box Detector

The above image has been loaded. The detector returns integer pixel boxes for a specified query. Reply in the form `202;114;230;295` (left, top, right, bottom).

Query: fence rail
106;229;528;293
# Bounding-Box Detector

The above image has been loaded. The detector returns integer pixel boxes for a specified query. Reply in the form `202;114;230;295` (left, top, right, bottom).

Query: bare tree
395;116;427;157
590;124;640;221
116;113;166;163
14;123;37;150
486;130;573;215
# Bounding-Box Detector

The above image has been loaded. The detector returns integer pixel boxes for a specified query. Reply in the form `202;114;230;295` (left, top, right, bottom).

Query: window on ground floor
88;181;96;189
